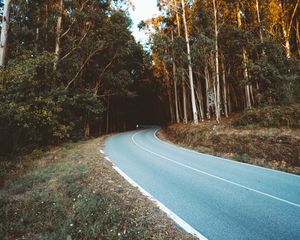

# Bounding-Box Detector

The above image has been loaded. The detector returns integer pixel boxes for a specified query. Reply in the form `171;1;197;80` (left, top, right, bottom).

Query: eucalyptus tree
212;0;221;122
0;0;11;66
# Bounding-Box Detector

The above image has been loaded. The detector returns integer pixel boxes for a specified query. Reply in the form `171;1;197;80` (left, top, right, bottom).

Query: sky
129;0;160;45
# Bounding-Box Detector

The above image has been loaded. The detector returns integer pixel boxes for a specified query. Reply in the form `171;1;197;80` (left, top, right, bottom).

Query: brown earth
159;119;300;175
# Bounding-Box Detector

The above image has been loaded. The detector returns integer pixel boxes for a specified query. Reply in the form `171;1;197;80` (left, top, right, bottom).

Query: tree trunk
205;63;211;119
255;0;264;43
296;20;300;56
221;57;228;117
237;2;252;109
181;0;198;124
45;0;49;48
195;74;204;121
84;112;90;137
243;49;252;109
171;30;180;123
0;0;11;67
227;81;231;114
282;26;291;59
212;0;221;123
54;0;64;70
35;15;40;53
175;0;188;123
167;78;175;123
278;0;299;59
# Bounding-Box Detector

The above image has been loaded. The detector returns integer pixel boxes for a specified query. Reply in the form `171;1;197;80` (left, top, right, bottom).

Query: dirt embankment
160;121;300;175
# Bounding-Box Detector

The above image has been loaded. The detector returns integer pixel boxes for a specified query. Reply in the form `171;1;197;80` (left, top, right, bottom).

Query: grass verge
0;137;196;240
159;120;300;175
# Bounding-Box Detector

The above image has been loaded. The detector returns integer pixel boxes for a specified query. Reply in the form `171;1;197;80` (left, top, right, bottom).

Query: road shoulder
0;136;196;239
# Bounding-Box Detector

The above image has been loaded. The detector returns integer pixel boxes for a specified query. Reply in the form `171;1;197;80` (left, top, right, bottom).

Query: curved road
104;127;300;240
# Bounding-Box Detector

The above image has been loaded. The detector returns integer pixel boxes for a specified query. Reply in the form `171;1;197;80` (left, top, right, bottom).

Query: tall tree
0;0;11;66
212;0;221;122
181;0;199;124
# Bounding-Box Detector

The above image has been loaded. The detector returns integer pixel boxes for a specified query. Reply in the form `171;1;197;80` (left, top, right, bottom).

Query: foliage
233;105;300;128
0;52;104;155
0;0;156;156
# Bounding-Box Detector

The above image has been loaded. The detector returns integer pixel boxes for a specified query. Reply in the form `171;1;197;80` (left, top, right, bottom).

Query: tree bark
221;57;228;117
181;0;198;124
212;0;221;123
175;0;188;123
296;20;300;56
237;2;252;109
282;26;291;59
0;0;11;67
45;0;49;48
279;0;299;58
54;0;64;70
255;0;264;43
171;30;180;123
167;78;175;123
35;15;40;53
84;112;90;137
195;74;204;121
205;63;211;119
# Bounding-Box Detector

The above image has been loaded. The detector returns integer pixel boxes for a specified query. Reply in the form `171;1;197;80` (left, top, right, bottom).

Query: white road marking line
112;165;207;240
132;131;300;208
153;130;300;178
104;156;112;163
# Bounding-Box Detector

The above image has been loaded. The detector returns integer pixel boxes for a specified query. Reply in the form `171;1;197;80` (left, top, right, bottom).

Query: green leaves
0;52;104;155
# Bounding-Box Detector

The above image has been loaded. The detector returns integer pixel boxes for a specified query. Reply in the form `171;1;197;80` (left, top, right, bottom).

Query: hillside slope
159;118;300;175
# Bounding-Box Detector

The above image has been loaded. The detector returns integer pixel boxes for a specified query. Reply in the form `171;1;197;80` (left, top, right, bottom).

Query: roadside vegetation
0;137;196;240
160;105;300;175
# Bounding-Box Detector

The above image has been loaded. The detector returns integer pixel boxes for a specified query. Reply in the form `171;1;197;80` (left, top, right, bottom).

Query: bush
0;52;104;156
233;105;300;128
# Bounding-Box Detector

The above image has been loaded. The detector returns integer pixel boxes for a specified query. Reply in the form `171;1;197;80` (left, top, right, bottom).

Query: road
103;127;300;240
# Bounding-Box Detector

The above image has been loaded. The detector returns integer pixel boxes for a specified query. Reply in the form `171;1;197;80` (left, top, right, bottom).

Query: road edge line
112;165;208;240
132;131;300;208
153;129;300;178
99;147;207;239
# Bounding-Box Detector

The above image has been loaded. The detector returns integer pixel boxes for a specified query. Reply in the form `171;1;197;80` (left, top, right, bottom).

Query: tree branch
288;0;299;34
59;26;91;61
65;47;104;89
94;53;118;95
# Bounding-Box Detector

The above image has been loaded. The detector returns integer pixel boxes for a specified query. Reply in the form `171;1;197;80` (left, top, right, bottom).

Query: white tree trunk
212;0;221;123
54;0;64;69
205;63;211;119
243;49;252;109
181;0;198;124
0;0;11;67
283;26;291;59
255;0;264;43
237;2;252;109
171;30;180;123
174;0;188;123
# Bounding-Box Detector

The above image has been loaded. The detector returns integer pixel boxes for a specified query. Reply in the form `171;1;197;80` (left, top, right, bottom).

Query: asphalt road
103;127;300;240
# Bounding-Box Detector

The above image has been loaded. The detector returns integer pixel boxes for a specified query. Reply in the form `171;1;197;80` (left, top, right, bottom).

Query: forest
0;0;299;156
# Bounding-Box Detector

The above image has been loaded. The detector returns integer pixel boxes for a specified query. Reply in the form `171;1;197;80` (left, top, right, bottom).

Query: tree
0;0;11;66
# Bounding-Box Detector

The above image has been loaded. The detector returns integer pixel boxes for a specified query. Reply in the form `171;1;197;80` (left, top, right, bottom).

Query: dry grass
0;137;196;240
160;119;300;175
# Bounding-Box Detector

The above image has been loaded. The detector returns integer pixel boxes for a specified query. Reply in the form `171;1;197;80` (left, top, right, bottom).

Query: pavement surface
103;127;300;240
